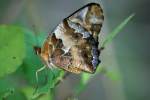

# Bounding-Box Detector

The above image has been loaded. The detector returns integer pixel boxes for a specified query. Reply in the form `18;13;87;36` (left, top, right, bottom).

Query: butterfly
34;3;104;75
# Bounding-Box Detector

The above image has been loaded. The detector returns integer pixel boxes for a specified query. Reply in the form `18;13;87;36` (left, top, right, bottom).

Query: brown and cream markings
35;3;104;74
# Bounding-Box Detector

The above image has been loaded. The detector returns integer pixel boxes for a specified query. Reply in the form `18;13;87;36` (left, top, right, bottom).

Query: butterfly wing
67;3;104;40
41;3;104;73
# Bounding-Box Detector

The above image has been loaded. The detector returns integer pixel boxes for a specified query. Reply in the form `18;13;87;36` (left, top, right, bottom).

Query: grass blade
101;13;135;48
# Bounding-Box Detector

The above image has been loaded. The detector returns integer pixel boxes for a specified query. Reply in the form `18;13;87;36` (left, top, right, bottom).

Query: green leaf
21;86;52;100
0;25;25;78
32;69;65;98
101;14;135;48
0;79;15;99
4;90;26;100
21;87;34;100
21;29;47;85
0;88;15;99
0;78;26;100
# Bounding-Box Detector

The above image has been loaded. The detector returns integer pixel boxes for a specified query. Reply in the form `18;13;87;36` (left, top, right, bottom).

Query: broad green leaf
0;25;25;78
101;14;135;48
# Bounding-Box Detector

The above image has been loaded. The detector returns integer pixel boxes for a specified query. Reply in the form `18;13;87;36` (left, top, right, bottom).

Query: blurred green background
0;0;149;100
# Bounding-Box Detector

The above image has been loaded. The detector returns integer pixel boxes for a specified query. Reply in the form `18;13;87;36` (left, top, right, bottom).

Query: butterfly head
34;46;41;55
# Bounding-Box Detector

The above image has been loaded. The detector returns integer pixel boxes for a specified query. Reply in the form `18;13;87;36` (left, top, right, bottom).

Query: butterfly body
35;3;104;74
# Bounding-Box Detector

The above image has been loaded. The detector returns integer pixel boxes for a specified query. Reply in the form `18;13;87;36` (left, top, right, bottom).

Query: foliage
0;14;134;100
0;25;25;78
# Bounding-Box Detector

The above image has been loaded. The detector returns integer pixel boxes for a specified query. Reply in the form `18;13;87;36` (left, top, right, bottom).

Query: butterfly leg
36;65;46;83
46;63;58;79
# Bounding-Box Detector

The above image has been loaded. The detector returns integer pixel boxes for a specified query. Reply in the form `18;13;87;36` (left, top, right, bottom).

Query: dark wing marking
67;3;104;40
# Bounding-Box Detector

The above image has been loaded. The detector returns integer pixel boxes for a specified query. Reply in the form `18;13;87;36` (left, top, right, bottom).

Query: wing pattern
40;3;104;73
